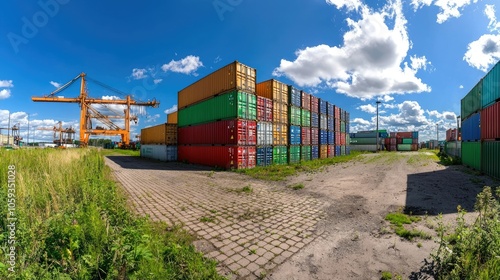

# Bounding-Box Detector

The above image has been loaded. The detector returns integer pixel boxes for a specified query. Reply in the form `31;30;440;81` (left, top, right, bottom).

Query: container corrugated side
140;145;177;161
141;123;177;145
341;146;346;155
301;127;311;145
178;61;256;108
462;141;481;170
301;109;311;127
178;91;256;127
311;128;319;145
320;145;328;159
289;125;301;145
334;106;340;119
341;121;346;133
350;145;377;151
273;101;288;124
327;116;334;131
480;101;500;140
482;61;500;108
402;138;413;144
320;130;328;145
273;146;288;164
256;79;288;104
327;145;335;157
257;121;273;146
481;141;500;179
257;146;272;167
334;119;341;132
289;106;301;126
335;146;341;156
288;86;301;107
311;145;319;159
301;91;311;110
288;145;301;164
340;132;346;145
327;131;334;145
397;144;412;151
178;145;256;169
320;114;327;130
178;120;256;145
350;138;378;144
461;80;482;120
335;132;341;146
327;102;334;116
462;112;481;141
301;145;311;161
311;112;319;128
319;99;327;114
273;123;288;145
167;112;178;124
310;96;319;113
257;96;273;122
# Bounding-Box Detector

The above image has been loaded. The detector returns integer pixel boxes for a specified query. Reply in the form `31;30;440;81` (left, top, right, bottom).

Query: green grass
236;151;365;181
385;212;421;226
289;183;304;190
385;212;429;241
99;148;140;157
0;149;224;279
381;271;393;280
436;150;461;166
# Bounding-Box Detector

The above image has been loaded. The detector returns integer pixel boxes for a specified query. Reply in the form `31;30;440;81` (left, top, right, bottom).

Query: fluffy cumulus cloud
273;0;431;99
50;81;61;88
0;89;10;99
352;117;371;125
459;85;464;89
153;79;163;84
0;80;13;99
145;114;160;123
358;104;378;114
411;0;479;23
485;4;500;32
164;104;178;115
161;55;203;75
131;68;148;80
0;80;14;88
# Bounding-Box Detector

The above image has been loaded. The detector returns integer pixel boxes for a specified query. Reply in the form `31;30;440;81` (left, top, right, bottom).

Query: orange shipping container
256;79;289;104
273;123;288;145
320;145;328;159
273;101;288;124
141;123;177;145
178;61;256;108
167;112;178;124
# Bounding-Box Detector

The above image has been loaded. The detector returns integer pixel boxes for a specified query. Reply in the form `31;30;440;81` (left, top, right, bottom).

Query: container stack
166;112;178;124
327;102;335;157
257;79;289;165
445;128;461;157
319;99;328;158
140;123;178;161
288;86;302;164
177;61;257;169
349;130;387;152
310;95;320;159
256;96;273;166
301;91;312;161
460;60;500;178
395;131;419;151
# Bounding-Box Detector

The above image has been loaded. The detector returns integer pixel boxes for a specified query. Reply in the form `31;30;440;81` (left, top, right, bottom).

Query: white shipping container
257;121;273;146
320;114;327;130
140;145;177;161
349;144;377;152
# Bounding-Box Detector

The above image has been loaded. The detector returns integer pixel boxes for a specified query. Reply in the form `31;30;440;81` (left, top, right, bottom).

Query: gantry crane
38;121;76;146
32;73;159;147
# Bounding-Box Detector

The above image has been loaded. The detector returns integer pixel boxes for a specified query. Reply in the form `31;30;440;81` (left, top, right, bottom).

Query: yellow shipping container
273;101;288;124
320;145;328;159
256;79;288;104
141;123;177;145
178;61;256;108
273;123;288;145
167;112;178;124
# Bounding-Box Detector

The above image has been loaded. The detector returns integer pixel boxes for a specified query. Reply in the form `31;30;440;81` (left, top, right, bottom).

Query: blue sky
1;0;500;143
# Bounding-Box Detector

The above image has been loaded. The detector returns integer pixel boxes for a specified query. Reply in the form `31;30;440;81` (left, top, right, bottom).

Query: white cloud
50;81;61;88
485;4;500;32
145;114;160;123
326;0;362;11
463;34;500;72
273;0;430;100
0;89;11;99
153;79;163;84
459;85;464;89
161;55;203;75
131;68;148;80
358;104;377;114
164;104;178;115
383;103;398;109
411;0;479;24
382;95;394;102
352;117;371;125
0;80;14;88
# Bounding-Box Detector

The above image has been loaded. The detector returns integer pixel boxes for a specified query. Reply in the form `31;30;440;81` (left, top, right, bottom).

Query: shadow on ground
106;155;214;171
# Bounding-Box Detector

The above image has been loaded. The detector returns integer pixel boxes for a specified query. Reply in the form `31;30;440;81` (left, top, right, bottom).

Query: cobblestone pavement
105;156;325;279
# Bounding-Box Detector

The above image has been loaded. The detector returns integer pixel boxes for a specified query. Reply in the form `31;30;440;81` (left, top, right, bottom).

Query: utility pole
7;112;11;145
436;123;439;150
376;100;381;152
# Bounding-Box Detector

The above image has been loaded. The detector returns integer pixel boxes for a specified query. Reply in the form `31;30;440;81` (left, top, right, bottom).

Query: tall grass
0;149;223;279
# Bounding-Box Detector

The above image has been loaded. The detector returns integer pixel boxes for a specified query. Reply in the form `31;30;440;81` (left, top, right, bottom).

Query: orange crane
32;73;159;147
38;121;76;146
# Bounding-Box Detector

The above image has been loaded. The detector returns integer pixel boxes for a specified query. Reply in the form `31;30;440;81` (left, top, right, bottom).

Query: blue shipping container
327;116;334;131
346;123;350;133
320;129;328;144
320;99;327;114
346;146;350;155
311;145;319;159
335;146;341;157
327;102;334;116
462;112;481;141
412;131;418;139
328;131;334;145
257;146;273;166
289;125;301;145
288;86;301;108
311;112;319;127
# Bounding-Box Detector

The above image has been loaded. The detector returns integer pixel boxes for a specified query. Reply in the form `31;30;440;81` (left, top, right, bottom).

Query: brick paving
105;156;324;279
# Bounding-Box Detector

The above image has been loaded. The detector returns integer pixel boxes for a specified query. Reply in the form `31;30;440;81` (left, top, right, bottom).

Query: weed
385;212;429;241
248;249;257;255
417;242;422;248
385;212;420;226
210;209;217;214
258;271;267;279
289;183;304;190
241;185;253;193
206;170;215;178
381;271;392;280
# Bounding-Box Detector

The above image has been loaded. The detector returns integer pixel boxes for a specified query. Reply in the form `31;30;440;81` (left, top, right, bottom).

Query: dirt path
105;152;496;280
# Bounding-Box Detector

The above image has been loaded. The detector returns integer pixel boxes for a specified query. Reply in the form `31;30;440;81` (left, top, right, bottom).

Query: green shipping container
397;144;412;151
289;106;301;126
350;138;377;144
462;142;481;171
341;146;346;155
402;138;413;144
481;141;500;179
461;80;482;120
288;145;301;164
273;146;288;165
301;109;311;127
341;121;346;133
301;145;311;161
178;91;256;127
482;62;500;108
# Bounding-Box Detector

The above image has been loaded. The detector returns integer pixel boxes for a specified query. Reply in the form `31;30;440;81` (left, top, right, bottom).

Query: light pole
436;123;439;150
376;100;381;152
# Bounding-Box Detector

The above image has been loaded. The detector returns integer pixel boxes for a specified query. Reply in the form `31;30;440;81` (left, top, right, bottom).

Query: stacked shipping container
140;123;178;161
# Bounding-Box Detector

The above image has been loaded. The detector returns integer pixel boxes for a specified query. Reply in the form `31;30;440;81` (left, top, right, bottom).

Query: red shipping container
396;132;413;138
390;132;396;138
384;138;391;145
334;119;341;132
311;127;319;145
397;138;403;144
340;132;346;145
334;106;340;119
390;138;397;145
301;127;311;145
310;96;319;113
177;145;256;169
387;145;397;151
301;91;311;110
327;145;335;157
178;120;256;145
257;96;273;122
481;101;500;140
335;132;341;145
411;144;418;151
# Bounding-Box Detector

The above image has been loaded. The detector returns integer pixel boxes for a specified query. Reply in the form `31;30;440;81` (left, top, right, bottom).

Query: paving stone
237;257;250;267
279;243;290;250
270;247;283;255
